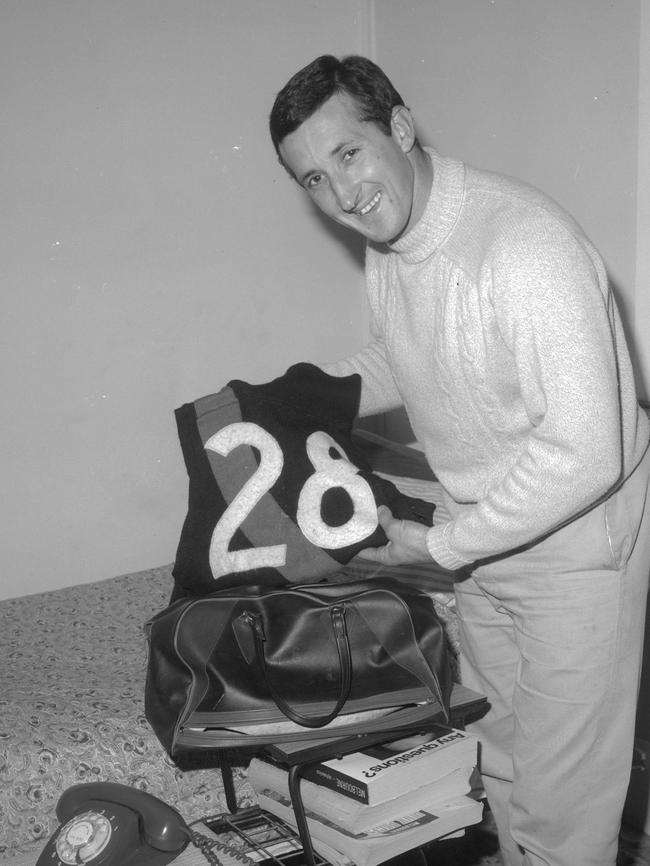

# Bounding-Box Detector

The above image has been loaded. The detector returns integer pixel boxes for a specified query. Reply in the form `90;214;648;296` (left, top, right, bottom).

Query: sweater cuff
426;524;472;571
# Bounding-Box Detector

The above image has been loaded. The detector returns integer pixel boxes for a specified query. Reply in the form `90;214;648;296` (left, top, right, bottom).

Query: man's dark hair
269;54;406;158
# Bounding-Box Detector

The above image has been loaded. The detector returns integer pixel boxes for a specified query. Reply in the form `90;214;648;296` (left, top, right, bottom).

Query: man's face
279;92;417;244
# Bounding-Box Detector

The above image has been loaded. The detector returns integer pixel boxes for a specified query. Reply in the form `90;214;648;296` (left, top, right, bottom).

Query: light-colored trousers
456;444;650;866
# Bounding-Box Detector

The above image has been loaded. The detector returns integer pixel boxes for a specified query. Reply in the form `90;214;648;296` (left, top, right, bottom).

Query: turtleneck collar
389;147;465;265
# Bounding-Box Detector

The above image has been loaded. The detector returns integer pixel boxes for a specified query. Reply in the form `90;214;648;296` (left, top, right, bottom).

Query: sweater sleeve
426;221;626;569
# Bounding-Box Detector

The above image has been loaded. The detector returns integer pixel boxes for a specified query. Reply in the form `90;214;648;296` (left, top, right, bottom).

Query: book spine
301;730;476;805
301;763;369;804
250;758;475;837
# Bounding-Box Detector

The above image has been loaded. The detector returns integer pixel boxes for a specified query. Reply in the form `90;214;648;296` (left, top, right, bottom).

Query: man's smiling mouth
357;191;381;216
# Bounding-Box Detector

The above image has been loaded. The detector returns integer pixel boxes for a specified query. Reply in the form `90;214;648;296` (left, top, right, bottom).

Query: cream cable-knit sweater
324;148;649;569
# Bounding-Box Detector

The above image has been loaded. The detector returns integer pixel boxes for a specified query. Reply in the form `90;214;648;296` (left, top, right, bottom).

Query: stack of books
249;725;483;866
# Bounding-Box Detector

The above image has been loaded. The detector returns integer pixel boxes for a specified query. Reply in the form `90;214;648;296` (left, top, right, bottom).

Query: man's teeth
358;192;381;215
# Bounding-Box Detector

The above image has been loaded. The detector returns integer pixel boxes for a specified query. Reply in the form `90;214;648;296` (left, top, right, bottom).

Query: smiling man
269;55;650;866
276;87;430;245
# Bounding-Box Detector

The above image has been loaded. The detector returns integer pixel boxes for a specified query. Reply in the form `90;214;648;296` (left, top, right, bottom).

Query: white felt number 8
205;424;378;577
205;423;287;579
296;431;378;549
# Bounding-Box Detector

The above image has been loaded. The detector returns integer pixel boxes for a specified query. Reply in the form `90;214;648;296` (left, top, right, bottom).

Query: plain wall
635;0;650;752
635;0;650;403
2;1;648;602
1;1;368;600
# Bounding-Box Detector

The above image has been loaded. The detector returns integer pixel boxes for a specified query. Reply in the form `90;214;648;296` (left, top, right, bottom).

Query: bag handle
243;605;352;728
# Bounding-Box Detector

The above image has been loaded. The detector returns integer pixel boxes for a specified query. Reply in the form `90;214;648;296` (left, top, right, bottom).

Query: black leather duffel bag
144;577;453;755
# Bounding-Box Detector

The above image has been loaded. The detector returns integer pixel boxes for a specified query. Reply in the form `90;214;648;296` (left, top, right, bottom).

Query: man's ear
390;105;416;153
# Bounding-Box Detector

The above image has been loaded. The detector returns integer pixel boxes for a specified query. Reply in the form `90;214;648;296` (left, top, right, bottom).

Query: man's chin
355;221;404;245
371;217;411;245
333;212;407;245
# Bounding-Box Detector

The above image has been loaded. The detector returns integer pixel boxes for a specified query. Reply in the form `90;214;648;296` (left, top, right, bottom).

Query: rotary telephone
36;782;255;866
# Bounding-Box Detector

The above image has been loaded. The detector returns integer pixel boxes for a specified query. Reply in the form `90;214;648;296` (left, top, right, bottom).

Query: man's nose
331;174;359;213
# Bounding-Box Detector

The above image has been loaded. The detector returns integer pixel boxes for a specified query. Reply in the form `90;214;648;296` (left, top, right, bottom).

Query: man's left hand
359;505;432;566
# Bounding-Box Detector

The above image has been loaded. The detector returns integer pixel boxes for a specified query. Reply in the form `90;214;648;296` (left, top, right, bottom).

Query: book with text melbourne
256;787;483;866
248;757;475;835
299;725;478;805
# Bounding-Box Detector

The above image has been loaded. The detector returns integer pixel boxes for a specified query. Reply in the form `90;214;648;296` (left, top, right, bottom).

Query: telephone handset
36;782;191;866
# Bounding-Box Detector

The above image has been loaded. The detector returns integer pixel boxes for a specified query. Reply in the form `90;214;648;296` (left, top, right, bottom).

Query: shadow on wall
611;277;648;399
310;203;366;270
625;589;650;834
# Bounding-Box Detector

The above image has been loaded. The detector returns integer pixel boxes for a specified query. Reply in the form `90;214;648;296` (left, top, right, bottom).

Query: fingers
376;504;394;529
357;542;391;563
358;507;428;566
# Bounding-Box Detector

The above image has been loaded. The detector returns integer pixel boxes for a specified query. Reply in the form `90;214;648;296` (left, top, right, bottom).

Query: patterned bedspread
0;432;460;863
0;564;254;861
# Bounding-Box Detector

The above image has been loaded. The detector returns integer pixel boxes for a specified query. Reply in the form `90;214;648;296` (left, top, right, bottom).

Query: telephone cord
190;829;257;866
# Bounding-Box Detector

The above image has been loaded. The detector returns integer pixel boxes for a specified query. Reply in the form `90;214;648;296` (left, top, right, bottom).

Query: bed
0;563;257;863
0;431;459;864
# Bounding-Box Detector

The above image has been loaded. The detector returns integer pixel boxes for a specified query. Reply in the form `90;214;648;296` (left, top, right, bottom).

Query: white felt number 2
204;423;378;578
205;423;287;579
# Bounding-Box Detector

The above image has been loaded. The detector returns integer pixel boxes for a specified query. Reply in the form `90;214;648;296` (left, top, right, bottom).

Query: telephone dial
36;782;192;866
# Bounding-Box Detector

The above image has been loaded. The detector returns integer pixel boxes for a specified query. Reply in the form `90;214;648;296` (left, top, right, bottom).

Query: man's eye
343;148;359;162
306;174;322;189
